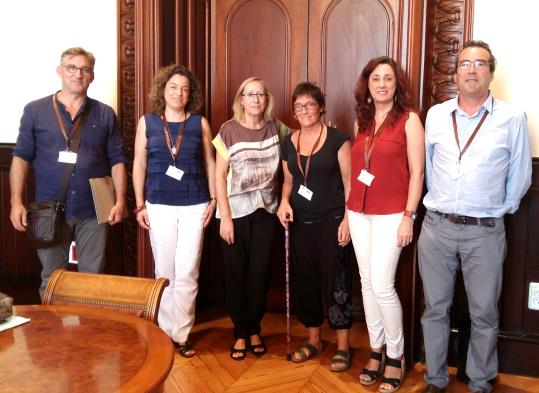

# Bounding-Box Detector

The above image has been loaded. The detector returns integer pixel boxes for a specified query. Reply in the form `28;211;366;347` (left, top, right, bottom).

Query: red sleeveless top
347;112;410;214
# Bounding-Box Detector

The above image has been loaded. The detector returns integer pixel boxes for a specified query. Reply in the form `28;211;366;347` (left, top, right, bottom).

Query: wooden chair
42;269;169;324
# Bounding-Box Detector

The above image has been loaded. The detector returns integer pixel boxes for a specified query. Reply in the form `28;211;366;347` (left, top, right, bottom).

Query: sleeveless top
347;111;410;214
212;119;288;219
145;113;209;206
281;127;349;222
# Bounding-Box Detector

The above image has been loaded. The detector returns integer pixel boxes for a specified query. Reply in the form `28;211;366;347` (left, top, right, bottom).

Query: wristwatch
403;210;417;220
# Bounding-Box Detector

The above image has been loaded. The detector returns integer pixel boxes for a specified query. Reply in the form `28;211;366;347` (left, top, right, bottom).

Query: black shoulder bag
27;96;93;249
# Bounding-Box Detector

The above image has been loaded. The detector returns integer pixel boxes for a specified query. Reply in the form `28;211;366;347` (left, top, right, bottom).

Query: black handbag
26;95;92;249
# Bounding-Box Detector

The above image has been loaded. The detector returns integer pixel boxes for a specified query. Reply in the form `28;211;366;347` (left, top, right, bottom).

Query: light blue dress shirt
423;92;532;218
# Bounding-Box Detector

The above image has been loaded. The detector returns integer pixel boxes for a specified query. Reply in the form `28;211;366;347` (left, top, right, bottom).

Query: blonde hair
232;77;274;123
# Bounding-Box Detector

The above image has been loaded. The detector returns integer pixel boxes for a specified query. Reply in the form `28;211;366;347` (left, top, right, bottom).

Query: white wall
0;1;117;143
473;0;539;157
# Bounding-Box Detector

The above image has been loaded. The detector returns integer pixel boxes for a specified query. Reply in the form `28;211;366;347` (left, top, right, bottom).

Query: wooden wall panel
310;0;392;134
226;0;289;122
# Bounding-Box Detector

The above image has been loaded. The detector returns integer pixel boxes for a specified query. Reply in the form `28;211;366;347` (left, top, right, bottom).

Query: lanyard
52;93;84;150
296;123;324;186
363;115;390;170
162;113;187;165
451;108;489;162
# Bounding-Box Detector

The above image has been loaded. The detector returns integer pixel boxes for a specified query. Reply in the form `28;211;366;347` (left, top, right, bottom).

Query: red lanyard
451;108;489;162
162;113;186;165
363;115;390;170
296;123;324;186
52;93;84;150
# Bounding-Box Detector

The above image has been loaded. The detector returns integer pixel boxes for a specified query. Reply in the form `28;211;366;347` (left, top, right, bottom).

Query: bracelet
210;196;217;202
133;204;146;214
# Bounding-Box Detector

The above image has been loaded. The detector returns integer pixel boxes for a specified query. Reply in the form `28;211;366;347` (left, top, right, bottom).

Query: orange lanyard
296;124;324;187
451;108;489;162
363;116;390;170
162;113;186;165
52;93;84;150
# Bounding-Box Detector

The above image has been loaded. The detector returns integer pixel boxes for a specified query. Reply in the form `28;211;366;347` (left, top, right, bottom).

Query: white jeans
146;201;208;343
348;210;404;358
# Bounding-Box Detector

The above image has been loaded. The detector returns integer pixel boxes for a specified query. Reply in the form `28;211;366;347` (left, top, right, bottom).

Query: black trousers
291;218;353;330
218;208;276;339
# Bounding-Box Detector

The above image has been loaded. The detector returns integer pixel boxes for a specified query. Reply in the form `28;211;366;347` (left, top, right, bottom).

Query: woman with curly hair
133;64;216;357
347;57;424;392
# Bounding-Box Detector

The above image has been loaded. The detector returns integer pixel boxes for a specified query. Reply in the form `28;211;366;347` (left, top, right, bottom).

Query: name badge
298;185;313;201
166;165;184;181
58;151;77;164
450;161;463;180
358;169;375;186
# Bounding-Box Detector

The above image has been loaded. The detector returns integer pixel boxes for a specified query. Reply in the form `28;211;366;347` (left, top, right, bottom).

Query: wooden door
210;0;308;131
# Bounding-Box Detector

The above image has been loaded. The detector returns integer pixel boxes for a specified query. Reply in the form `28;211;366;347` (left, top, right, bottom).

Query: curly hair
149;64;203;115
232;77;274;123
354;56;412;132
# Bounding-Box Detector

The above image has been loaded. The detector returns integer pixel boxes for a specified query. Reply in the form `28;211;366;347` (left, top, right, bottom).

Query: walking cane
285;213;291;360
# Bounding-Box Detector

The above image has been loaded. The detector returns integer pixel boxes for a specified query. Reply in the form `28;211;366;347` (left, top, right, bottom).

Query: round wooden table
0;304;174;392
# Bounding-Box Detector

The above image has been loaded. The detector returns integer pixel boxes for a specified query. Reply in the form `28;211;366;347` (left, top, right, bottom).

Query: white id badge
450;161;463;180
298;185;313;201
358;169;375;186
58;151;77;164
166;165;184;181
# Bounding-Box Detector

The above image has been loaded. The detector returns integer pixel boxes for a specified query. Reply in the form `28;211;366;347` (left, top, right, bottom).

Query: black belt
431;210;496;227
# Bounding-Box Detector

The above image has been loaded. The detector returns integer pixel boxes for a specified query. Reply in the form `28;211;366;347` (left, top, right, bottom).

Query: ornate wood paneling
119;0;138;276
422;0;474;115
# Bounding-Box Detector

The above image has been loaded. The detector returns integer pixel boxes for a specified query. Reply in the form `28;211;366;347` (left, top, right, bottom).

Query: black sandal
250;336;267;357
359;350;385;386
379;356;405;393
230;338;248;361
178;340;196;358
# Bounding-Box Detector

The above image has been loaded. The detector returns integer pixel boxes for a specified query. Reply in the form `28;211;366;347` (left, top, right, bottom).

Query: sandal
330;349;352;372
250;336;267;357
178;340;196;358
379;356;405;393
230;338;248;361
359;350;386;386
291;342;321;363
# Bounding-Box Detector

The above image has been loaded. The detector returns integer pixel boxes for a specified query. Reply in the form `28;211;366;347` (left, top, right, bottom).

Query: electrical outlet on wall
529;282;539;311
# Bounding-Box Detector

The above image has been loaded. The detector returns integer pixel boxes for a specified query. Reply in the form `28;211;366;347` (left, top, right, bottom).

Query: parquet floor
163;309;538;393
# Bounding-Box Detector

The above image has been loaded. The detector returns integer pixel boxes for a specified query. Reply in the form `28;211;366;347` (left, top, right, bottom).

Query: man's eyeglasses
293;102;318;112
62;64;94;75
242;92;266;100
458;60;490;70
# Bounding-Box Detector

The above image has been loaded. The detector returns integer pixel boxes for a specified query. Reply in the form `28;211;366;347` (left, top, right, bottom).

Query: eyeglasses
293;102;318;112
62;63;94;75
458;60;490;70
242;92;266;100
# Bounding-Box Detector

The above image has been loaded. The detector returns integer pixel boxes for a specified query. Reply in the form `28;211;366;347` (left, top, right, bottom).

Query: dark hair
456;40;497;73
292;82;325;111
354;56;412;131
149;64;203;115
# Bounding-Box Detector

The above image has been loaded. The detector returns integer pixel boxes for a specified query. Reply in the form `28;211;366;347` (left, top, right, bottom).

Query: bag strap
57;98;94;204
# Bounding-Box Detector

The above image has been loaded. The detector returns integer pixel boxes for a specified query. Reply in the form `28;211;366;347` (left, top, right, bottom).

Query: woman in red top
347;57;424;393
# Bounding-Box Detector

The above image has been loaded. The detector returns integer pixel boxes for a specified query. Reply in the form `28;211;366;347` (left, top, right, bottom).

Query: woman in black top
277;82;353;372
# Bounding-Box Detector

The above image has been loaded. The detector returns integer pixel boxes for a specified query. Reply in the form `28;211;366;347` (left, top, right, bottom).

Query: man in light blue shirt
418;40;532;393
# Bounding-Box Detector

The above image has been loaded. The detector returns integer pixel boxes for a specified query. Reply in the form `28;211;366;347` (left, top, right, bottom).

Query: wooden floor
163;310;538;393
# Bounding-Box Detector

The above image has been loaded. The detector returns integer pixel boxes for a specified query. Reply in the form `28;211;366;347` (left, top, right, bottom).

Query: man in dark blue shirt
10;47;127;297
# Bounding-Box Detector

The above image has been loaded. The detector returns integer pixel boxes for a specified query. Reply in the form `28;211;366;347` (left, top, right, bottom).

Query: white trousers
347;210;404;358
146;201;208;343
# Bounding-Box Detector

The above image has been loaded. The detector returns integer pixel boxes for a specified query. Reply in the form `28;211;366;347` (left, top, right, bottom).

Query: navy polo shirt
13;94;125;219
